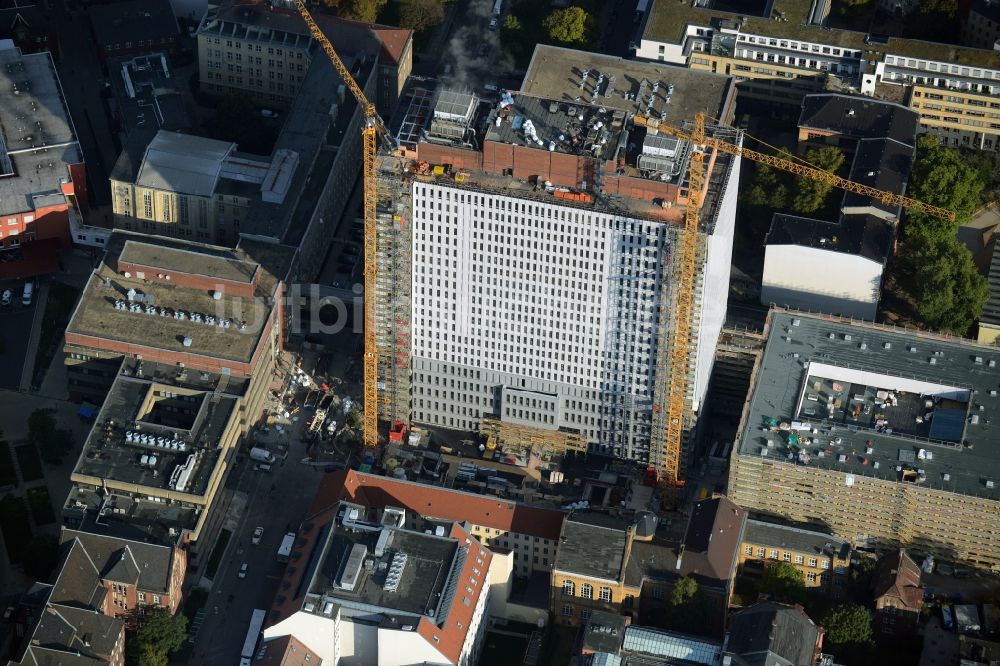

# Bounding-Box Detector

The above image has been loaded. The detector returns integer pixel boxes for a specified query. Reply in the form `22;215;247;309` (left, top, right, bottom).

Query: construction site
375;45;744;477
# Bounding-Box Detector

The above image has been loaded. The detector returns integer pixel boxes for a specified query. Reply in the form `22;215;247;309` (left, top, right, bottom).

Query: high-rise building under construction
378;46;741;469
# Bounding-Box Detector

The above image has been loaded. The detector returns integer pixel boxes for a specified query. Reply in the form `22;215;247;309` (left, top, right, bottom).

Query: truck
249;447;276;464
276;532;295;563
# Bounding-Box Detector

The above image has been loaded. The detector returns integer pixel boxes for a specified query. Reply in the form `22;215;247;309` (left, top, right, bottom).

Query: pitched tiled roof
872;549;923;610
61;529;175;593
321;469;565;541
725;602;820;666
49;540;105;610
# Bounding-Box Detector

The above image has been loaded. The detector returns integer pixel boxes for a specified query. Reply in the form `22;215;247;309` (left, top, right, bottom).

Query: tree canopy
663;577;710;635
400;0;444;32
908;135;984;225
791;146;845;214
822;603;874;647
128;608;188;665
543;6;590;44
335;0;388;22
760;561;806;603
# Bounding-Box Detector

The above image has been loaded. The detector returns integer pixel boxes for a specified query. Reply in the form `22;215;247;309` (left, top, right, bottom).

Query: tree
761;561;806;603
400;0;443;32
503;14;522;31
134;608;188;656
136;643;169;666
340;0;388;23
792;146;845;214
670;575;699;606
744;161;788;210
543;6;590;44
908;135;985;225
903;233;988;334
822;603;874;647
23;535;60;582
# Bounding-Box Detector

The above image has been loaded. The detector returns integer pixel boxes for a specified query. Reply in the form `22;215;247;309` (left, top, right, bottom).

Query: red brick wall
113;262;258;297
416;143;484;172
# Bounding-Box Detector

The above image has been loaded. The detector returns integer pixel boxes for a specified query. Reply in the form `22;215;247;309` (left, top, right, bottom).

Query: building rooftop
841;137;913;217
582;611;627;654
60;528;177;594
981;241;1000;327
134;131;236;197
66;233;285;364
724;601;819;666
71;372;237;497
798;94;919;147
109;54;191;137
641;0;1000;69
872;549;922;609
766;213;893;264
119;239;260;284
744;519;851;559
737;310;1000;500
621;625;722;664
554;514;629;581
0;45;81;217
522;44;736;126
318;469;566;541
88;0;178;49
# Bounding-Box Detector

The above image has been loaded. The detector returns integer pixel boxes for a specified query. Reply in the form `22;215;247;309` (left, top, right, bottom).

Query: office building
738;520;852;598
195;0;411;114
871;549;923;636
761;94;918;320
0;44;86;278
552;498;746;635
264;493;492;665
635;0;1000;150
730;309;1000;571
963;0;1000;50
88;0;179;62
383;45;741;469
109;130;297;247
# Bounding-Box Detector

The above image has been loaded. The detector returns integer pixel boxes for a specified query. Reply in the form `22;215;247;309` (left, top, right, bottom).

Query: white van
21;282;33;306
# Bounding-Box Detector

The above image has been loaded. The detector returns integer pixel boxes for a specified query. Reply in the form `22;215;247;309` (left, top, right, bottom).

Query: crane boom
635;116;955;223
294;0;381;450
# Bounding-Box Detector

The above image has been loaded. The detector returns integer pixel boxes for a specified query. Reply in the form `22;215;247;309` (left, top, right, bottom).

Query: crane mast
294;0;382;450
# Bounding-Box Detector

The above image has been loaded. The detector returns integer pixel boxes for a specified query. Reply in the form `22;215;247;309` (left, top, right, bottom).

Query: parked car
252;527;263;545
483;83;499;93
260;108;279;119
255;463;272;472
0;289;11;307
238;563;248;579
21;281;32;306
489;17;498;30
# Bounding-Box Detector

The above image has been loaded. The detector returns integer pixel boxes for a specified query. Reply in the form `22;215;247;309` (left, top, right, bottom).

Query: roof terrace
738;311;1000;500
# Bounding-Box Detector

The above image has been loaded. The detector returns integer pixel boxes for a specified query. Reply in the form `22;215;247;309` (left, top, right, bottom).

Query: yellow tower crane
635;112;955;506
294;0;387;450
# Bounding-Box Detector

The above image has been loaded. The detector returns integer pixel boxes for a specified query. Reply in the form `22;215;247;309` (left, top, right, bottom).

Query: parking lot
0;281;37;391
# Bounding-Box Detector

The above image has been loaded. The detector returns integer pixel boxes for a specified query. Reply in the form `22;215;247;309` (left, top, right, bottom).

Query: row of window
744;545;834;569
562;580;613;602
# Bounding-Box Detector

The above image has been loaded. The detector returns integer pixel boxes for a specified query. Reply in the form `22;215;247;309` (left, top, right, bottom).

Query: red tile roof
312;15;411;65
872;549;923;611
333;469;566;540
415;522;492;664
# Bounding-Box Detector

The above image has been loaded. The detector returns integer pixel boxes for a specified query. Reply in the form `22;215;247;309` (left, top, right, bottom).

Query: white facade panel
761;244;882;320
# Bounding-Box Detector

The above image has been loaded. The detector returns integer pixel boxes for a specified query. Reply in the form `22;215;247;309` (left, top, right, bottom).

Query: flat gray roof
0;46;82;217
522;44;735;127
554;515;628;581
72;373;237;497
737;311;1000;500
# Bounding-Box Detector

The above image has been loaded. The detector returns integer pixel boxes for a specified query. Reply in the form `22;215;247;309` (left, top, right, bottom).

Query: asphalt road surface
190;447;327;664
0;299;35;390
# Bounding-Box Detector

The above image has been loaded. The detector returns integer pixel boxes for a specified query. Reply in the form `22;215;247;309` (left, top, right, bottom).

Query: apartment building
196;0;411;114
738;520;852;598
552;498;746;636
636;0;1000;150
0;44;88;278
730;310;1000;571
109;130;297;247
265;489;493;665
383;45;741;469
